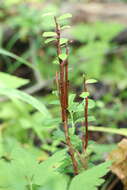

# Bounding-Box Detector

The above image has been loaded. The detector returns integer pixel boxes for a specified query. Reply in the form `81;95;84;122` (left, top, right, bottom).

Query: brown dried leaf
108;139;127;189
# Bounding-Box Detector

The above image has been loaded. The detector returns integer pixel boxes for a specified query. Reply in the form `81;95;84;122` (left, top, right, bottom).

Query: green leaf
0;72;29;88
35;149;66;185
86;79;97;84
44;38;56;44
75;116;95;123
53;129;65;141
0;160;26;190
40;173;69;190
80;92;89;98
88;99;96;109
43;32;57;37
59;53;67;61
0;146;66;190
69;161;111;190
60;38;68;45
61;25;71;30
58;13;72;20
0;88;50;117
0;48;35;69
76;98;95;112
69;94;76;106
53;58;59;65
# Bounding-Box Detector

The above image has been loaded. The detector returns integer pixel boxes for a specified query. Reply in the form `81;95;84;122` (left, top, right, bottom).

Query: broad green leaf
44;38;56;44
69;161;111;190
34;149;66;185
0;88;50;117
0;146;66;190
0;160;26;190
0;72;29;88
60;38;68;45
86;79;97;84
39;173;69;190
59;53;67;61
0;48;35;69
58;13;72;20
43;32;57;37
80;92;89;98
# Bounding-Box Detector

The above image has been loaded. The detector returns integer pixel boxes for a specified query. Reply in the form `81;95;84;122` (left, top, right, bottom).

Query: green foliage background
0;0;127;189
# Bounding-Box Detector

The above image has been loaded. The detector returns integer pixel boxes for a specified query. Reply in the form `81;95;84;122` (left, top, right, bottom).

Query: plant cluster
43;13;101;175
0;13;113;190
0;1;127;189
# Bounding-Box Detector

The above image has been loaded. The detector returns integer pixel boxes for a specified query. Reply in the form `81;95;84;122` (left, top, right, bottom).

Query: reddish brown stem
55;71;60;99
65;46;69;110
84;96;89;150
82;80;89;152
60;62;65;122
63;120;78;175
54;16;78;175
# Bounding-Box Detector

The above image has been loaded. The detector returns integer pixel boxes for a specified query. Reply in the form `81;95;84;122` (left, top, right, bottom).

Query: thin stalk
54;16;78;175
29;182;33;190
55;71;60;98
64;120;78;175
84;95;89;150
82;79;89;152
76;150;87;169
65;45;69;111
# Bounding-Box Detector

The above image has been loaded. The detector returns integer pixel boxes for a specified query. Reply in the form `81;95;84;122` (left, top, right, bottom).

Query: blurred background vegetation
0;0;127;160
1;0;127;189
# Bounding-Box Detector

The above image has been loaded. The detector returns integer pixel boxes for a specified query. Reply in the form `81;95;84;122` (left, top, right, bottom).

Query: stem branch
54;16;78;175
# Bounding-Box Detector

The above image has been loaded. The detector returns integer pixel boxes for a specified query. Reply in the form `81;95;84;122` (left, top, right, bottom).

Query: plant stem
82;79;89;152
29;182;33;190
84;95;89;150
54;16;78;175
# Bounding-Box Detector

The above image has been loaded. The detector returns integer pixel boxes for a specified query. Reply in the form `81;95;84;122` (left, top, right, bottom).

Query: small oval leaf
86;79;97;84
60;38;68;45
59;53;67;61
80;92;89;98
43;32;57;37
61;25;71;30
53;58;59;65
44;38;56;44
58;13;72;20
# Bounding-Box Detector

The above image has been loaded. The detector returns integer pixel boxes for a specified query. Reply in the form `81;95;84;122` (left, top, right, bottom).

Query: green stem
29;181;33;190
89;126;127;137
70;111;75;128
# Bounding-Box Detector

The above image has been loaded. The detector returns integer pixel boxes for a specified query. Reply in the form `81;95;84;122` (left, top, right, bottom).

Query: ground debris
108;139;127;190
